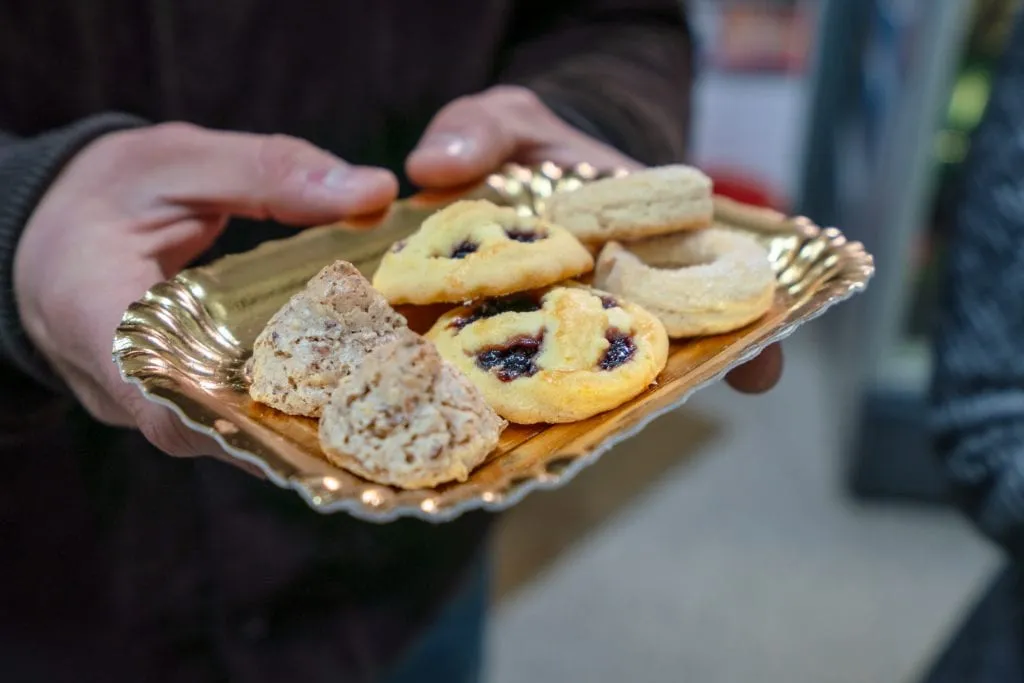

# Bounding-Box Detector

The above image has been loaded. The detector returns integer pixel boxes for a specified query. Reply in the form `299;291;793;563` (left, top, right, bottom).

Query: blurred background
485;0;1019;681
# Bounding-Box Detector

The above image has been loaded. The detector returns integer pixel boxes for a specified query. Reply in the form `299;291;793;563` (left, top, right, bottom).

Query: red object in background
704;168;788;212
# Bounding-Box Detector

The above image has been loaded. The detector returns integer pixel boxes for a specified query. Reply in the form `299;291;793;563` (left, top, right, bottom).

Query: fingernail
309;167;383;197
306;167;396;211
421;133;473;158
318;167;358;191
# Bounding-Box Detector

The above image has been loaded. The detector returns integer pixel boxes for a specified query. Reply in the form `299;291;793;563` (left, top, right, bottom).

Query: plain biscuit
543;165;714;244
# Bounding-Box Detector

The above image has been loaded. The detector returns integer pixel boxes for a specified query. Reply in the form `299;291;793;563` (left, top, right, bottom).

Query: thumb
128;123;399;224
406;94;519;189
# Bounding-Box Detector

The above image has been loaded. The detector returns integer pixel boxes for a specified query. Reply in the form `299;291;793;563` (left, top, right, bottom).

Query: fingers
58;346;225;461
135;400;267;478
60;360;265;473
56;255;177;431
59;364;136;427
78;350;265;472
725;343;784;394
408;85;642;188
132;401;222;458
115;123;399;224
406;93;520;188
18;122;396;470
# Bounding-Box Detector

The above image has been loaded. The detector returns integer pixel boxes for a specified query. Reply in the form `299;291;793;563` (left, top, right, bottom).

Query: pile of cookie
247;165;776;489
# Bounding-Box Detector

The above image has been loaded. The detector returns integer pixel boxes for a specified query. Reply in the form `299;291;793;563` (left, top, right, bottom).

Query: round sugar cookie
593;228;776;337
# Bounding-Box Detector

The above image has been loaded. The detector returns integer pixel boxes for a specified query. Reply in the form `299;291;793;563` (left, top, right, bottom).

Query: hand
407;85;782;393
15;123;398;462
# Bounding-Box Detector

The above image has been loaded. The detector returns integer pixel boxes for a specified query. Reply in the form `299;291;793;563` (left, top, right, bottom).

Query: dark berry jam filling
600;295;619;309
449;293;543;331
449;241;479;259
599;329;636;370
476;334;543;381
504;227;547;243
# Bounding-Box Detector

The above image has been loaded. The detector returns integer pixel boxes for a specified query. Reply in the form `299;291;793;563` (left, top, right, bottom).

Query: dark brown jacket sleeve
498;0;695;165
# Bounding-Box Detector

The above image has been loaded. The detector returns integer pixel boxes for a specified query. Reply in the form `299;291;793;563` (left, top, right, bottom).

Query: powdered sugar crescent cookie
372;199;593;305
593;228;776;338
248;260;407;418
425;284;668;424
542;165;714;244
318;329;506;489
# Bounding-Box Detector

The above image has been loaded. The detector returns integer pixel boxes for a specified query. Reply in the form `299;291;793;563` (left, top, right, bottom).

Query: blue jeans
384;556;490;683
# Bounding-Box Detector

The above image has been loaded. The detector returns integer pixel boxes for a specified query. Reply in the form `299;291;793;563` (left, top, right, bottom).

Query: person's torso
1;0;514;158
0;3;509;680
3;0;529;258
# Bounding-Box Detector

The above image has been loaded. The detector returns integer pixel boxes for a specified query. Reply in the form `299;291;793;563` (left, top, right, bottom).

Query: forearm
500;0;695;164
931;13;1024;559
0;113;147;392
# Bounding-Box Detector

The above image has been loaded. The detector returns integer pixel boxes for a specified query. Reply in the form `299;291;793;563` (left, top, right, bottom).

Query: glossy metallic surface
113;164;874;523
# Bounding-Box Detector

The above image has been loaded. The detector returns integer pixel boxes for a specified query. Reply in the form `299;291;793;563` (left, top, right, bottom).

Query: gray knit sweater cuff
0;113;148;393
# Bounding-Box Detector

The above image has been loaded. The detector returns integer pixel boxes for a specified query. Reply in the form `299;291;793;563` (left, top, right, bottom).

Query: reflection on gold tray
112;163;874;523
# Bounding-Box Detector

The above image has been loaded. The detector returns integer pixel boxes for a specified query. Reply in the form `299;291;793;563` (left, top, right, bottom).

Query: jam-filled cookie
248;260;407;418
425;284;668;424
371;199;593;305
542;165;714;245
319;329;506;489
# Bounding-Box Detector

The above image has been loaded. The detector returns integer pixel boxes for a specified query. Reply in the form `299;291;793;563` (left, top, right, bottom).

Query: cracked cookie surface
372;199;593;305
318;329;506;489
248;260;407;418
542;165;714;244
426;284;668;424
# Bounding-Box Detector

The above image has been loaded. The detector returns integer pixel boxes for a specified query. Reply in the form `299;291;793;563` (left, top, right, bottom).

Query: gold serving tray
113;163;874;523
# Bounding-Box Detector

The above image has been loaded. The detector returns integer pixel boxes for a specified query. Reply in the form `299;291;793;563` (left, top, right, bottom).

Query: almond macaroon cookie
248;260;407;418
318;329;506;489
